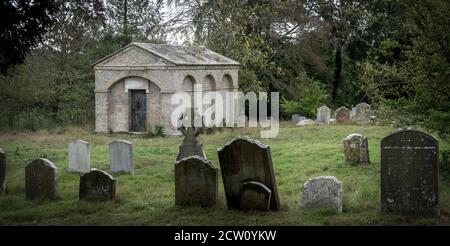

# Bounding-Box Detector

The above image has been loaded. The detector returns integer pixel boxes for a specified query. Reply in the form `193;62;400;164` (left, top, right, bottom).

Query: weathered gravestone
218;136;280;211
0;148;5;196
240;181;272;211
335;106;351;123
355;102;371;125
109;140;133;174
68;139;91;173
25;158;58;200
176;109;206;161
302;176;343;213
343;133;370;164
350;107;356;119
79;169;116;201
292;114;300;124
381;129;439;216
317;105;331;125
175;156;217;207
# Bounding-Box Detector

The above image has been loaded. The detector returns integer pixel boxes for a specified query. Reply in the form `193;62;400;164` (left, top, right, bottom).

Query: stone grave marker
350;107;356;119
0;148;5;196
176;109;206;161
381;129;439;216
109;140;133;174
69;139;91;173
25;158;58;200
302;176;342;212
291;114;300;124
355;102;371;125
79;169;116;201
175;156;217;207
218;136;280;211
239;181;272;211
317;105;331;125
343;133;370;164
335;106;351;123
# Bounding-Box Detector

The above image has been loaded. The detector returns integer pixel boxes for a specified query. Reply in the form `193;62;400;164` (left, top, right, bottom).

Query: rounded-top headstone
79;168;116;201
343;133;370;164
381;129;439;216
25;158;58;200
355;102;371;125
317;105;331;125
302;176;343;212
109;140;133;174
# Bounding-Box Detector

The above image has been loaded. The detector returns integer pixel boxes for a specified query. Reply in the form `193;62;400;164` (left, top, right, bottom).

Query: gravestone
218;136;280;211
335;106;350;123
176;109;206;161
350;107;356;119
79;169;116;201
302;176;342;212
0;148;5;196
343;133;370;164
175;156;217;207
291;114;300;124
297;119;315;126
355;103;371;125
240;181;272;211
68;140;91;173
317;105;331;125
25;158;58;200
381;129;439;216
109;140;133;174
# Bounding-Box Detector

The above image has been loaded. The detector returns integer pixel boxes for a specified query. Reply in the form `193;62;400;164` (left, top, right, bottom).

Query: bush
281;72;328;118
143;125;165;138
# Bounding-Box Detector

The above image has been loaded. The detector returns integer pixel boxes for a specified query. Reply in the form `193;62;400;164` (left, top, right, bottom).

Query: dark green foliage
0;0;57;74
144;125;165;138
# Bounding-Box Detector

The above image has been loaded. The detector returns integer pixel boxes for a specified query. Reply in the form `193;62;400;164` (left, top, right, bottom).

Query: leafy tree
0;0;57;74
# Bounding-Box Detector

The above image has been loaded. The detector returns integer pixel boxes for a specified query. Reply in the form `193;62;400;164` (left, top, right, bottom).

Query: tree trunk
332;45;342;104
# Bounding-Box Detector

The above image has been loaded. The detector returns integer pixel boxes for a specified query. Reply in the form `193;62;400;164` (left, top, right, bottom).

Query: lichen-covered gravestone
79;169;116;201
239;181;272;211
218;136;280;211
25;158;58;200
175;156;217;207
316;105;331;125
109;140;133;174
381;129;439;216
355;102;371;125
302;176;342;213
176;126;206;161
0;148;5;196
335;106;350;123
68;140;91;173
343;133;370;164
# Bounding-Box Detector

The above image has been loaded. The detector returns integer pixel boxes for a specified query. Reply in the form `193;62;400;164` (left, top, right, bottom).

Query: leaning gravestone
68;139;91;173
0;148;5;196
335;106;351;123
79;169;116;201
175;156;217;207
25;158;58;200
240;181;272;211
109;140;133;174
381;129;439;216
291;114;300;124
355;102;371;125
343;133;370;164
302;176;343;213
218;136;280;211
317;105;331;125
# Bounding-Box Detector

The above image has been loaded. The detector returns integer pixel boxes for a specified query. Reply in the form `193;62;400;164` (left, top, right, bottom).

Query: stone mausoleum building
92;42;239;135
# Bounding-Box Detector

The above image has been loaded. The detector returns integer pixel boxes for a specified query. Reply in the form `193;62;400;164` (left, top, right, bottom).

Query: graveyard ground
0;122;449;225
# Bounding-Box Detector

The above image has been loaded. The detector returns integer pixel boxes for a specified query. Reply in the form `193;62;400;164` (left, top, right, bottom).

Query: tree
0;0;57;74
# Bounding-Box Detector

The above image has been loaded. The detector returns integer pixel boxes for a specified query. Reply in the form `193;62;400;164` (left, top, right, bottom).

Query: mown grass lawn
0;122;449;225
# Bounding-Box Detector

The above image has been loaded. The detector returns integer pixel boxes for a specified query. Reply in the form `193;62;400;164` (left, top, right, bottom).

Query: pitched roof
92;42;240;67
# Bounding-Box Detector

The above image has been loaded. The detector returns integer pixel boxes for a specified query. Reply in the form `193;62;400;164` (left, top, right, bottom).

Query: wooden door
130;90;147;132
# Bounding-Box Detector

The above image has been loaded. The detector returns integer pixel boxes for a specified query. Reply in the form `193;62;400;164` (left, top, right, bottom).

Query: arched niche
182;75;195;92
203;75;216;91
222;74;233;91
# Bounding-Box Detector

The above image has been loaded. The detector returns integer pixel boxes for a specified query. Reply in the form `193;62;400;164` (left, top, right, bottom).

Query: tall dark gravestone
175;156;218;207
25;158;58;200
218;136;280;211
0;148;6;196
381;129;439;216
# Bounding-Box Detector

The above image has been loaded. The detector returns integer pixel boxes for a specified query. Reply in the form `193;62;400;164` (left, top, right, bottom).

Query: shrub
143;125;165;138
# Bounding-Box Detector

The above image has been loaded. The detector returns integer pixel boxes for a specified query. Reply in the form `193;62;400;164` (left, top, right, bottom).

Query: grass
0;122;449;225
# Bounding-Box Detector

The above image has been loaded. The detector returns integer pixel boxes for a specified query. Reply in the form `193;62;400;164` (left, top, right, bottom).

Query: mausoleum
92;42;239;135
